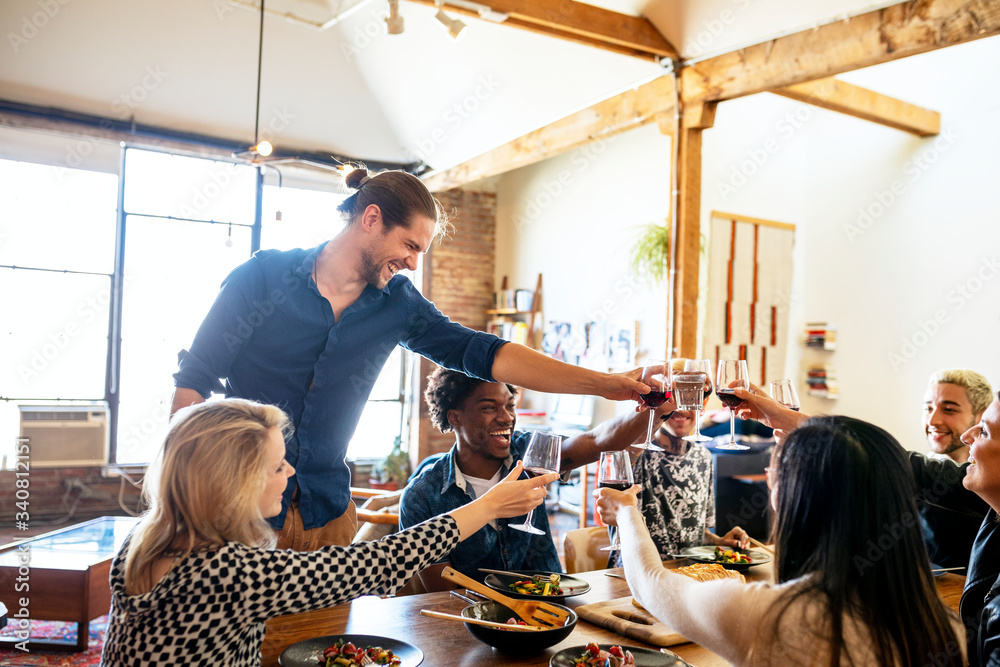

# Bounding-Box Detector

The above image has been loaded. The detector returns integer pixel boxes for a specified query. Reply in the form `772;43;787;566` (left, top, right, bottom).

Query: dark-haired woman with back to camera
170;167;654;553
596;416;965;666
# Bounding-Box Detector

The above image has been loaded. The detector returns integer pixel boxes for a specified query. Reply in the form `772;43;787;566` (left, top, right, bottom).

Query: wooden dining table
261;562;966;667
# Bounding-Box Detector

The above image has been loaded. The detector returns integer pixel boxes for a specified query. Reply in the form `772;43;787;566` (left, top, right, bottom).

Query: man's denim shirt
399;431;563;582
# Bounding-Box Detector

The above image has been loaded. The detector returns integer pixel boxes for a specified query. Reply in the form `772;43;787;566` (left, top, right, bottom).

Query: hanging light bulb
253;140;273;157
225;222;234;247
385;0;404;35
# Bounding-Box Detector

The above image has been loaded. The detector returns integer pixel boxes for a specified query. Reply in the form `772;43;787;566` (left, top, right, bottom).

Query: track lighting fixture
385;0;404;35
434;0;466;39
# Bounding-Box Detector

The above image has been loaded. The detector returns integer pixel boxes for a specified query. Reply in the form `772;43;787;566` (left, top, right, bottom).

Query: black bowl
460;600;577;653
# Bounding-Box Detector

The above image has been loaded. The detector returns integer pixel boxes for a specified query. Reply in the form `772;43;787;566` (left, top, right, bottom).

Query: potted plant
368;436;410;491
628;222;670;284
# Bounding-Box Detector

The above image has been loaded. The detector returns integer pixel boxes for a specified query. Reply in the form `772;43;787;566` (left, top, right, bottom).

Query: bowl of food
460;600;577;652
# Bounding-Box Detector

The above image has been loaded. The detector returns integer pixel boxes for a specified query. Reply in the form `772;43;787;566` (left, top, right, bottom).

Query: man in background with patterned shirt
614;386;749;567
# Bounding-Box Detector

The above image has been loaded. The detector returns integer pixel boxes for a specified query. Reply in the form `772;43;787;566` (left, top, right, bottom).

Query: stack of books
804;322;837;350
487;320;529;345
806;365;839;398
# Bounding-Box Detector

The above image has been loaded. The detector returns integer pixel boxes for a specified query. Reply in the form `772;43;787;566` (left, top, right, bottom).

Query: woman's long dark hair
765;416;962;666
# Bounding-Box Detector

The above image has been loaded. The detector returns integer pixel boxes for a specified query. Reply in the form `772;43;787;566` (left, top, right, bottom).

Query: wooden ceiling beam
406;0;680;60
681;0;1000;104
422;75;675;192
773;76;941;136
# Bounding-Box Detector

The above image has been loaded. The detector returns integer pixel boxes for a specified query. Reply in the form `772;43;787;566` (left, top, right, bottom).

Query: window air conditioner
18;404;109;467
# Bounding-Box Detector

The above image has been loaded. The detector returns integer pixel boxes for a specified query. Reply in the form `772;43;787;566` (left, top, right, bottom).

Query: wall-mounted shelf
487;274;542;348
803;322;838;398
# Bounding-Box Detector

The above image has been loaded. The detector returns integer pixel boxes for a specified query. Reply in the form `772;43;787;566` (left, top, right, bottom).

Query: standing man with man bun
171;168;650;551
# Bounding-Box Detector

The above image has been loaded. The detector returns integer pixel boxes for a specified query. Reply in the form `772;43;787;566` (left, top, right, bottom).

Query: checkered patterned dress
101;515;459;666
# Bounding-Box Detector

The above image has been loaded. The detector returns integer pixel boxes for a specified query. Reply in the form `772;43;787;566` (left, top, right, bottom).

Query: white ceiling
0;0;941;171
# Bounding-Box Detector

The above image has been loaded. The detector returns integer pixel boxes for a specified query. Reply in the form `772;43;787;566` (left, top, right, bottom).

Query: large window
117;150;257;463
0;161;117;467
1;149;412;466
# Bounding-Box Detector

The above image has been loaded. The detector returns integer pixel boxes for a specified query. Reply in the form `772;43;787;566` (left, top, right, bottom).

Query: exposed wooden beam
422;76;675;192
407;0;679;60
774;76;940;136
681;0;1000;104
673;100;717;358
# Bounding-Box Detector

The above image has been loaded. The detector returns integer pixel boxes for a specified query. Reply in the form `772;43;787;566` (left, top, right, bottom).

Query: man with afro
399;365;673;590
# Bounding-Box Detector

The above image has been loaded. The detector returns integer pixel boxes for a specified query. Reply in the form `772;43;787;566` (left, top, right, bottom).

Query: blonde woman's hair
928;369;994;415
124;398;291;595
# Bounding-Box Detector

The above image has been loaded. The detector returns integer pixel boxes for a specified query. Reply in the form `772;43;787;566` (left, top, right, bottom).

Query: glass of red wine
679;359;713;443
717;360;750;450
597;449;634;552
769;379;801;411
508;431;563;535
634;358;671;452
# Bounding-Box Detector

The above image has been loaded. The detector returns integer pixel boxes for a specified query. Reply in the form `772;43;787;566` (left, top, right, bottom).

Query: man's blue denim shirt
399;431;563;582
173;243;505;530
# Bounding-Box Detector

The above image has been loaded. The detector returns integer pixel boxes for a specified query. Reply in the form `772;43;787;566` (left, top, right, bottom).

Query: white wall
701;35;1000;448
495;35;1000;446
495;124;672;421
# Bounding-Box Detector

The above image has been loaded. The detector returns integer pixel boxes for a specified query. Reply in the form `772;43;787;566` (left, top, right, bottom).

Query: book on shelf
806;364;839;398
804;321;837;350
486;320;529;345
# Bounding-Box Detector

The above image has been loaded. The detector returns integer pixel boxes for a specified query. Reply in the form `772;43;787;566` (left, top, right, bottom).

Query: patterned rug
0;616;106;667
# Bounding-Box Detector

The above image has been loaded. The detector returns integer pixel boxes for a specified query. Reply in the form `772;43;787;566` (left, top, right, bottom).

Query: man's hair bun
344;168;370;190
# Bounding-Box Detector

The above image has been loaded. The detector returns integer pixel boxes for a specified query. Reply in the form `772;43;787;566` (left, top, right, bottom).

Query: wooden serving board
574;596;688;647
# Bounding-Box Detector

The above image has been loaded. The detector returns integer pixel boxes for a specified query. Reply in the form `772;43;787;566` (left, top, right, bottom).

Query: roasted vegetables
571;642;635;666
507;573;564;596
319;638;402;666
713;546;752;564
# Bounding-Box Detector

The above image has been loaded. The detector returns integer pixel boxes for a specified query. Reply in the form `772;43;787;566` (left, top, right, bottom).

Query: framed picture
607;321;636;372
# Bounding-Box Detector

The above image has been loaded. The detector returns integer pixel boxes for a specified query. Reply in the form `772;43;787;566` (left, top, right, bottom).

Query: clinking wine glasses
769;378;801;411
508;431;563;535
634;359;671;452
678;359;713;443
717;359;750;450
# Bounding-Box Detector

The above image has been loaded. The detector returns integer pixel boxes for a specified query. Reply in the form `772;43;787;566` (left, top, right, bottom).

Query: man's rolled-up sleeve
402;287;506;381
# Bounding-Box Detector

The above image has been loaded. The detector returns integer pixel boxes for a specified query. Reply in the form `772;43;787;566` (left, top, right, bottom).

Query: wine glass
769;379;801;411
597;450;634;552
717;360;750;450
679;359;712;443
508;431;563;535
633;359;671;452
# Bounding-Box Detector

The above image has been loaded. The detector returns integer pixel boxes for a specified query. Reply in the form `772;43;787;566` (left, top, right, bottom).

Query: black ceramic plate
677;545;772;571
484;570;591;600
278;634;423;667
550;644;688;667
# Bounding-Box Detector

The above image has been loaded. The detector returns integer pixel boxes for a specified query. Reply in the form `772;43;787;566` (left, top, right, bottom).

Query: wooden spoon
440;566;572;628
420;609;545;631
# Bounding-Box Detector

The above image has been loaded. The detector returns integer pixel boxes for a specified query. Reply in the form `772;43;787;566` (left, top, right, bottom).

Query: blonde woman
101;398;558;667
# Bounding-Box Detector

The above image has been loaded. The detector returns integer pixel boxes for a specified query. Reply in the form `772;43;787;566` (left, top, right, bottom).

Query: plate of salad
483;570;591;600
677;545;771;571
549;642;688;667
278;634;422;667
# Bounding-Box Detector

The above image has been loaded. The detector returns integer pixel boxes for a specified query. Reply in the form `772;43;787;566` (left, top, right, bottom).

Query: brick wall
0;466;143;532
417;188;498;460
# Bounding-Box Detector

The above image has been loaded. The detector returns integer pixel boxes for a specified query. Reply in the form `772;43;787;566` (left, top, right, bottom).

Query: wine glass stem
645;410;655;444
730;413;736;444
693;409;702;438
522;508;535;528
